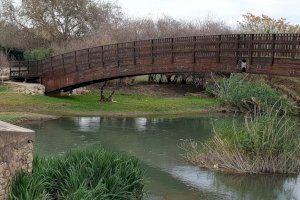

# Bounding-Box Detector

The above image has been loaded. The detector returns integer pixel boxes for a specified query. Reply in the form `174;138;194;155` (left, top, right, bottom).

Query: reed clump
180;108;300;174
9;147;144;200
206;74;297;114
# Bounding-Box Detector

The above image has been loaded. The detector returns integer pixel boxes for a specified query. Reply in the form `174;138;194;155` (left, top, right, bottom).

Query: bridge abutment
0;121;35;199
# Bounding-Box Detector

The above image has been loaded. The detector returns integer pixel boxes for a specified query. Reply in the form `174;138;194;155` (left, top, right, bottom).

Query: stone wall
0;121;35;200
0;51;10;82
7;82;45;95
0;68;9;82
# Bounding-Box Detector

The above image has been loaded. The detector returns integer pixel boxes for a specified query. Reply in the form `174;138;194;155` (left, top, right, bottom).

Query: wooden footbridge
9;34;300;94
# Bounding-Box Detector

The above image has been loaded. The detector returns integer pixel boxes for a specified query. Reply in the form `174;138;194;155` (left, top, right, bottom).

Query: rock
184;92;208;98
6;82;45;95
72;87;90;95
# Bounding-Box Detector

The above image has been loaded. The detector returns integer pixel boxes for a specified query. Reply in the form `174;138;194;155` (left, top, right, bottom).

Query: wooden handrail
9;33;300;81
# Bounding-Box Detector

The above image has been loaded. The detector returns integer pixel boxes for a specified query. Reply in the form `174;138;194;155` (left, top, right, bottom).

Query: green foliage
9;147;144;200
206;74;296;113
24;48;54;61
238;13;300;33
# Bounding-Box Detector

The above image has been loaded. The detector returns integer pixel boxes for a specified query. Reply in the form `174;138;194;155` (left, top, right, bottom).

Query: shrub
206;74;296;113
9;147;144;200
24;48;54;61
180;108;300;174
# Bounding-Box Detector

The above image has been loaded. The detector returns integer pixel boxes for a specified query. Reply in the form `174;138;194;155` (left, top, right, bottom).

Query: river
25;114;300;200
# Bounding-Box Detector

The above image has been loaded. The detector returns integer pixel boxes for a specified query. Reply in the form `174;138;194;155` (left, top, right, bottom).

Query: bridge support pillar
0;121;35;200
46;90;62;96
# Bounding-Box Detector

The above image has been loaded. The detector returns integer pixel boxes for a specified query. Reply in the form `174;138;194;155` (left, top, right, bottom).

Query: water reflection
214;173;300;200
135;117;147;131
76;117;101;132
26;115;300;200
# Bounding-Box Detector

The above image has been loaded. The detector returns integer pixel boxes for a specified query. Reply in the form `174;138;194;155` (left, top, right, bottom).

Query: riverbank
0;83;220;124
0;112;58;125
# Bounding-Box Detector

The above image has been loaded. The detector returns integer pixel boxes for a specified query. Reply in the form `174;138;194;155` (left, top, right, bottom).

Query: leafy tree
1;0;122;42
238;13;300;33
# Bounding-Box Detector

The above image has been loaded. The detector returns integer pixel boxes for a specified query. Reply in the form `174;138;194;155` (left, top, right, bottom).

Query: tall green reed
9;147;144;200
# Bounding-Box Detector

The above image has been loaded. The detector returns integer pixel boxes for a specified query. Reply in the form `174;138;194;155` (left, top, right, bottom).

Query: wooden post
250;34;254;65
87;48;91;68
216;35;221;63
9;62;12;79
101;46;104;67
51;57;54;76
151;39;154;64
26;61;29;78
171;38;174;64
236;34;240;65
271;34;276;66
40;60;44;75
193;36;196;63
62;54;65;75
75;51;78;72
18;61;21;77
36;60;39;76
116;44;120;68
133;41;136;65
292;34;296;59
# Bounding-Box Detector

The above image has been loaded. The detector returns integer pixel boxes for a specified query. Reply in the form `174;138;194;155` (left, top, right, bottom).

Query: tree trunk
99;81;115;102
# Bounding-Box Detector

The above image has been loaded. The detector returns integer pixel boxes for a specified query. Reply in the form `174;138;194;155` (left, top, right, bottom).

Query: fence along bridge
10;34;300;94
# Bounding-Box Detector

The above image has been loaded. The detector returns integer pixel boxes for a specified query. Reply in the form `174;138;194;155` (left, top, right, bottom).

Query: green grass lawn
0;83;220;123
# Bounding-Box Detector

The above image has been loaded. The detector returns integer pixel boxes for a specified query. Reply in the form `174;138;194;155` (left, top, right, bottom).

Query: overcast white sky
117;0;300;25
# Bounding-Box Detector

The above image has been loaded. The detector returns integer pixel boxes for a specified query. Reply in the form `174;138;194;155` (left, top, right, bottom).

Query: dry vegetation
0;0;232;54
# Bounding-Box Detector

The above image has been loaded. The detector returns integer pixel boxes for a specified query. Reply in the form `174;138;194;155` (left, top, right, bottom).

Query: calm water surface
26;115;300;200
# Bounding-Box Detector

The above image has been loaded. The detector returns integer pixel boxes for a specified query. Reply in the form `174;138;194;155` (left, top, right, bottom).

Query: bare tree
0;19;47;50
51;14;232;54
99;81;115;102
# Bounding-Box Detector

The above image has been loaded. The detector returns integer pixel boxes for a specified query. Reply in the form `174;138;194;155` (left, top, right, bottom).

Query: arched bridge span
10;34;300;94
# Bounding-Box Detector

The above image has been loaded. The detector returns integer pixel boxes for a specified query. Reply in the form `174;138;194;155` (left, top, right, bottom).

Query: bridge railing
10;33;300;79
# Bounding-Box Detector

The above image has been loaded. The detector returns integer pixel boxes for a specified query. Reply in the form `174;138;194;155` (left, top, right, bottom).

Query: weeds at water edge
180;107;300;174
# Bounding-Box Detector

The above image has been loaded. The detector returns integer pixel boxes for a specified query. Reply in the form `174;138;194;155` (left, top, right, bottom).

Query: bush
206;74;296;113
9;147;144;200
24;48;54;61
180;108;300;174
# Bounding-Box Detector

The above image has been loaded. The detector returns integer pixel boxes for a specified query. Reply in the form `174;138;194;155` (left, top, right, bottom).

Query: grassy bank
180;108;300;174
0;83;220;124
248;75;300;104
10;147;144;200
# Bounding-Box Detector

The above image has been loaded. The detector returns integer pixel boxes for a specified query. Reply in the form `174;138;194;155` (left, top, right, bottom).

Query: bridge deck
10;34;300;93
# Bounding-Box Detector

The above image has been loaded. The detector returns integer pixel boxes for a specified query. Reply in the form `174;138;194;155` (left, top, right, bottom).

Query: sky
117;0;300;25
